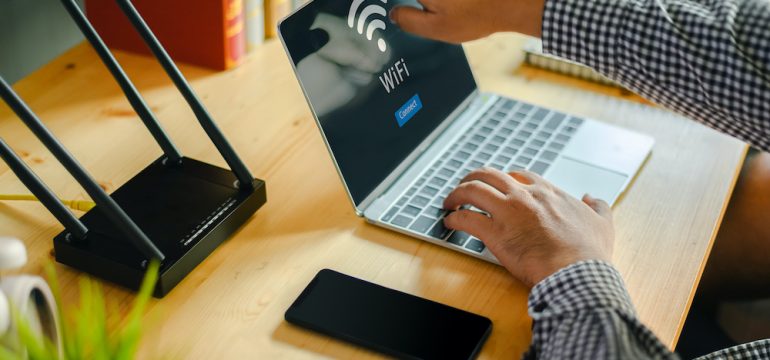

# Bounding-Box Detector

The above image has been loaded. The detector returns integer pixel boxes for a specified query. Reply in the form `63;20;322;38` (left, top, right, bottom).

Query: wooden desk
0;34;746;358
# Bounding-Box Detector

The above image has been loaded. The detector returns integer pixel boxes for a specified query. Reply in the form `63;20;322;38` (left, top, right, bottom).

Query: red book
86;0;246;70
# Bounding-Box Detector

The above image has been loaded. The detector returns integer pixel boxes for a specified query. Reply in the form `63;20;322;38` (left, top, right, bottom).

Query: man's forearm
524;260;677;359
541;0;770;152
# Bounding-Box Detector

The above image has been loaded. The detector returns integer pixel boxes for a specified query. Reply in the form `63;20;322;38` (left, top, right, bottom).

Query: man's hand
389;0;546;43
443;167;614;287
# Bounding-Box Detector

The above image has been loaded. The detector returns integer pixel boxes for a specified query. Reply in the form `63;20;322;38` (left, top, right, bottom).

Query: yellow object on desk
0;194;95;211
0;33;747;359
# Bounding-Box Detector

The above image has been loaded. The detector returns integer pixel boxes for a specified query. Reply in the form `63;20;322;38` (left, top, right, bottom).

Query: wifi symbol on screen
348;0;389;52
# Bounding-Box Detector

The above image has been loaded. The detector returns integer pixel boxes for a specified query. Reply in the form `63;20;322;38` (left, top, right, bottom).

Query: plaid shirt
524;261;770;359
541;0;770;153
528;0;770;358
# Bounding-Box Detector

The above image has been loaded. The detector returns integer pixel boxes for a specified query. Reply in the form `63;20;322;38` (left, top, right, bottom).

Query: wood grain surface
0;33;746;359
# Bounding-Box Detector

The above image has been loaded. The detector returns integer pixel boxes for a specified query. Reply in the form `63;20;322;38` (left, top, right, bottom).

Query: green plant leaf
6;260;164;360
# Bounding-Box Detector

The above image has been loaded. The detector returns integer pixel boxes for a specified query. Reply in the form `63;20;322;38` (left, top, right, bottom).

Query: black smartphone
285;269;492;360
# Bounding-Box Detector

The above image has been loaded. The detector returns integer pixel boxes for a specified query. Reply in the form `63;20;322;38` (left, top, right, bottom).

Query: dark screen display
285;269;492;360
279;0;477;205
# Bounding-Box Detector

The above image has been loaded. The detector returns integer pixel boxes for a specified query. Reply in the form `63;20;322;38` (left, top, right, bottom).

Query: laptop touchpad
544;157;628;205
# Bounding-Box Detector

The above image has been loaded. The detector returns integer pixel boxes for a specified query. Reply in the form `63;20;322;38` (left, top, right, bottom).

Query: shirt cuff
540;0;626;78
528;260;636;320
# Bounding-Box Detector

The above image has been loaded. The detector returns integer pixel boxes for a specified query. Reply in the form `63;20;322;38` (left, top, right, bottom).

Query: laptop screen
279;0;476;206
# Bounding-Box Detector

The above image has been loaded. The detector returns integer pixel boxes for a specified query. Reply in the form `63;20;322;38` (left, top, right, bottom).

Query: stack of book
86;0;311;70
87;0;247;70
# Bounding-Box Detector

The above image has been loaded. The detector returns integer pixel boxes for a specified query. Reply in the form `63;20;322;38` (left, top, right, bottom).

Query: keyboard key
406;187;417;196
487;118;501;127
499;128;513;136
537;131;552;139
523;148;538;156
484;143;499;152
416;178;426;186
469;160;484;168
480;126;493;135
411;196;430;207
392;215;413;227
507;120;521;128
545;113;565;130
491;135;506;144
516;156;532;165
519;104;534;112
410;216;436;233
568;117;584;126
421;186;439;197
540;150;558;161
425;206;444;218
532;108;549;120
448;231;470;246
490;163;504;170
502;146;518;156
465;238;486;253
471;134;485;143
516;130;532;139
428;221;451;239
508;164;526;172
456;151;471;160
448;159;463;168
531;139;546;148
494;111;506;119
555;134;570;143
402;205;421;217
463;143;478;151
424;169;434;177
429;177;447;187
501;100;516;110
439;168;454;177
476;152;492;161
511;139;525;147
495;155;511;163
459;168;472;177
524;122;538;130
530;161;550;175
563;126;578;134
549;142;565;151
382;207;399;222
396;196;408;206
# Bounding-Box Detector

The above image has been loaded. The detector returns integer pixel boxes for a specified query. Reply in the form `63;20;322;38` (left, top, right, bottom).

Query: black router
0;0;266;297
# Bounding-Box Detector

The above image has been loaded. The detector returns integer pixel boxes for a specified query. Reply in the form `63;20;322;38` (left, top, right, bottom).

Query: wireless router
0;0;266;297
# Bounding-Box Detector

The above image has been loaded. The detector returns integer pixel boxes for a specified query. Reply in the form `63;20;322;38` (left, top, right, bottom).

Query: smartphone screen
285;269;492;360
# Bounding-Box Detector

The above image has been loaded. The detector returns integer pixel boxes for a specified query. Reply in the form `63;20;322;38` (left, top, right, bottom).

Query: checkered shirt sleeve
540;0;770;152
524;260;770;359
524;260;677;359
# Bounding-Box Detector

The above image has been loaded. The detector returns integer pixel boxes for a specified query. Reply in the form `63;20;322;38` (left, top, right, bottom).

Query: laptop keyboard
380;98;584;255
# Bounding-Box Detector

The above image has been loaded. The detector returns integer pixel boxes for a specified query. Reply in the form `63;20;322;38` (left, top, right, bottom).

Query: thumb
582;194;612;220
389;6;443;40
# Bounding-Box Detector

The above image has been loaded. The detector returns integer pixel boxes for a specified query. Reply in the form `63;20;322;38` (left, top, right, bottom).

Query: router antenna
0;138;89;241
115;0;255;190
59;0;183;165
0;76;165;262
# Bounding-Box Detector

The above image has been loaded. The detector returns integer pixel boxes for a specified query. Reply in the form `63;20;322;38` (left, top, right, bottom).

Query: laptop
278;0;654;264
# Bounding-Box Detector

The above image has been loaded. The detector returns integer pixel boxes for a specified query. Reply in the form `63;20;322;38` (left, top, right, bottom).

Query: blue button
395;94;423;127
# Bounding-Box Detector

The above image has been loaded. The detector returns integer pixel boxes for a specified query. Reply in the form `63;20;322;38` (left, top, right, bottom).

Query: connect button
395;94;423;127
